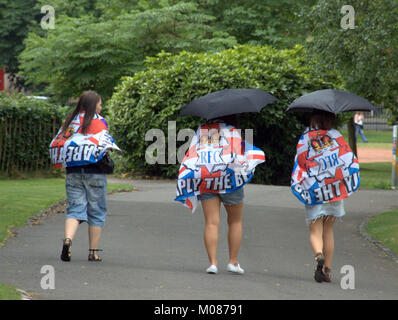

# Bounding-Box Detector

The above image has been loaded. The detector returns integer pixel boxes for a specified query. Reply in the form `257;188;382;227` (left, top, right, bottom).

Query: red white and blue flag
291;127;360;205
49;112;120;168
175;122;265;213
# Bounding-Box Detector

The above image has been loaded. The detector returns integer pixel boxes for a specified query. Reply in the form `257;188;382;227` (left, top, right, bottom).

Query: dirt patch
357;147;392;163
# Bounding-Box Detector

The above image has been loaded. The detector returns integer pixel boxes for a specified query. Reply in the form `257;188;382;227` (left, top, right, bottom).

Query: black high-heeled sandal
60;238;72;262
88;249;103;262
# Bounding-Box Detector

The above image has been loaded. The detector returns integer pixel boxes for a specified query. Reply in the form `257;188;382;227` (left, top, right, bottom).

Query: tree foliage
301;0;398;123
0;0;40;79
200;0;318;48
19;2;237;102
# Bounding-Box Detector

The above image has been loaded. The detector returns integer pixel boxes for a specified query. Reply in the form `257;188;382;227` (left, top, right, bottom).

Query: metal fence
363;106;393;131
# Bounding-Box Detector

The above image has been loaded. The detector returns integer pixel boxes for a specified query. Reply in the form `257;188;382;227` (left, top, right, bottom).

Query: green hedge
108;45;344;185
0;93;67;175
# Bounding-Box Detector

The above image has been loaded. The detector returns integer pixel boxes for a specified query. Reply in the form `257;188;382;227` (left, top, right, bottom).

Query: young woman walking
291;110;360;282
50;91;118;262
175;115;265;274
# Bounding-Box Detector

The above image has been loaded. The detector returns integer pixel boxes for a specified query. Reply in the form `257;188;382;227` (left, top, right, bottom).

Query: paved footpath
0;179;398;300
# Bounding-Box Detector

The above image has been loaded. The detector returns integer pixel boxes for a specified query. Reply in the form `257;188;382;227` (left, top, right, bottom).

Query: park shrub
107;45;344;185
0;93;67;176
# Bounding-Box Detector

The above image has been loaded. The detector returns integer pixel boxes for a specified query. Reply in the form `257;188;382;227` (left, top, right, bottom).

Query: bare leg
322;216;336;269
88;225;103;260
201;197;221;266
309;218;323;255
64;218;80;241
225;202;243;266
88;226;102;249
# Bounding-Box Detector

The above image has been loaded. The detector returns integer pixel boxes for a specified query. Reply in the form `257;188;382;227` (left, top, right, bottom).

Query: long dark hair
309;110;336;130
61;91;101;135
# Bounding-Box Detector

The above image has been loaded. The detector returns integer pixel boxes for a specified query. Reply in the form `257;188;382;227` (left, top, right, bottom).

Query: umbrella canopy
180;89;278;120
286;89;375;114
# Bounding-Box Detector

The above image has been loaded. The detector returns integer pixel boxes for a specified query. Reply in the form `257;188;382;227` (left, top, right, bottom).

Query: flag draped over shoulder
175;122;265;213
291;127;360;205
49;112;120;168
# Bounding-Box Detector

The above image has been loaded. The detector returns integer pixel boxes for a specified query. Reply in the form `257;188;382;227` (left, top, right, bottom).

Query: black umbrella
180;89;278;120
286;89;375;114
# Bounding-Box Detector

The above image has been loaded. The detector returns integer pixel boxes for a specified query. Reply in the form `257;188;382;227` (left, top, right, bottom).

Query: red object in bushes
0;69;4;91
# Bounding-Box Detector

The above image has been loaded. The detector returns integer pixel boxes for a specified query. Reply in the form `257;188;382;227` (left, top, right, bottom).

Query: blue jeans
305;200;345;225
197;187;244;205
65;172;107;226
355;125;368;142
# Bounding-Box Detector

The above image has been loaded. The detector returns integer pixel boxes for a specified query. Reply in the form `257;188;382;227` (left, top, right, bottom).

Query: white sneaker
206;265;218;274
227;263;245;275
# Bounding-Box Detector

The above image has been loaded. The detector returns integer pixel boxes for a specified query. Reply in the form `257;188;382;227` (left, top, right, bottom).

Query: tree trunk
347;117;357;157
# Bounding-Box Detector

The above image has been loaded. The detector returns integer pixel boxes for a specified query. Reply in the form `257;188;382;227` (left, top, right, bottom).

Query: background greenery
19;2;237;102
0;178;134;245
1;0;396;182
0;93;66;176
359;162;392;190
0;178;133;300
301;0;398;124
0;283;21;300
1;0;395;115
0;0;397;298
107;44;344;185
366;210;398;256
2;0;318;102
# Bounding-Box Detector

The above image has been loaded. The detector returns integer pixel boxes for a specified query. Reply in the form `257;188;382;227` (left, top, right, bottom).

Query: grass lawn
340;130;392;150
0;177;133;300
0;283;21;300
337;129;394;189
340;129;393;148
366;210;398;256
360;160;398;261
0;178;133;245
359;162;393;190
358;142;392;149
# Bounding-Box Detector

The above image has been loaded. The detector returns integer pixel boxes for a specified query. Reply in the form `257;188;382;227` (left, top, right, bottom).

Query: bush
107;45;344;185
0;93;67;176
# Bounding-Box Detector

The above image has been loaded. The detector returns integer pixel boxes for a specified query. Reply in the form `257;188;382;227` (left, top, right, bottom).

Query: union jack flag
175;122;265;213
291;128;360;205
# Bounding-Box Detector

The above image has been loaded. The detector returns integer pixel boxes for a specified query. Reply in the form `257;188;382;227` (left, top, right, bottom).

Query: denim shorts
305;200;345;224
65;172;107;227
197;187;244;205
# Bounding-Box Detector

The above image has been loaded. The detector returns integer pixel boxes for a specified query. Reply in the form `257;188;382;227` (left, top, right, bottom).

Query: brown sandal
322;267;332;282
88;249;103;262
314;253;325;283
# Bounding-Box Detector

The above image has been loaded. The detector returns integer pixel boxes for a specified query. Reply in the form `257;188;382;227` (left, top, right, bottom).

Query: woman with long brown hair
307;111;341;282
50;91;115;262
291;109;360;283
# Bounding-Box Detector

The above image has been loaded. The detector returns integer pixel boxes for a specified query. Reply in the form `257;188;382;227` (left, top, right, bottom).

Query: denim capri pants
197;187;244;205
305;200;345;225
65;172;107;227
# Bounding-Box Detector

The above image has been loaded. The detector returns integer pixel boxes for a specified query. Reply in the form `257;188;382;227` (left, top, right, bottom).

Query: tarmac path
0;179;397;300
